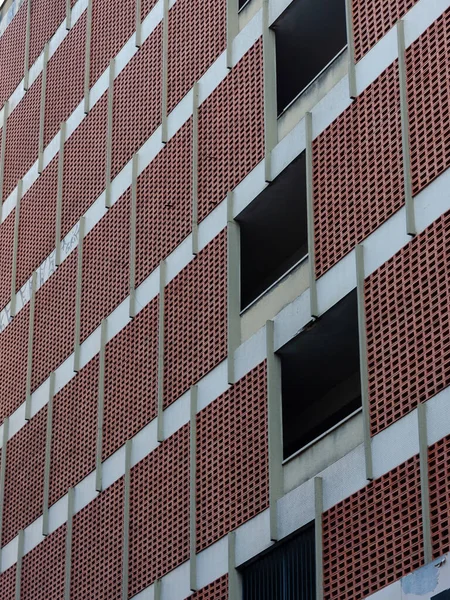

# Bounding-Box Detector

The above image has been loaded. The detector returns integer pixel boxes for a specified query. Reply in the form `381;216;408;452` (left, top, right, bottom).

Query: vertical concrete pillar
418;402;432;563
0;417;9;570
314;477;323;600
25;271;37;421
228;530;240;600
66;0;72;30
262;0;277;183
305;112;319;319
84;0;93;114
189;386;197;591
226;0;238;69
135;0;142;48
161;0;169;143
105;58;115;209
38;42;49;175
344;0;357;99
227;192;240;386
122;439;132;600
129;154;138;319
55;121;66;267
10;179;23;318
0;100;10;220
64;487;75;600
157;261;166;443
15;529;24;599
96;319;107;492
42;372;55;536
23;0;32;91
73;216;85;374
192;82;199;256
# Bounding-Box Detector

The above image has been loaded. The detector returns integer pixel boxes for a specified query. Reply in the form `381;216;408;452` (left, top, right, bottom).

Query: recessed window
242;523;316;600
273;0;347;114
238;0;250;9
280;290;361;459
238;152;307;310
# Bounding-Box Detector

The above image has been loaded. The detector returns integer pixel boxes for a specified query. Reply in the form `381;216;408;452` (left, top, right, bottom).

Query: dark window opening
274;0;347;114
280;290;361;459
242;523;316;600
239;0;250;9
238;152;307;311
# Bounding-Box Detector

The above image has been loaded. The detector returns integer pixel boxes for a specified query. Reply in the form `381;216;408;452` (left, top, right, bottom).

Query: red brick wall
429;434;450;559
323;455;423;599
29;0;66;68
186;575;229;599
0;1;27;106
0;210;14;311
0;565;16;600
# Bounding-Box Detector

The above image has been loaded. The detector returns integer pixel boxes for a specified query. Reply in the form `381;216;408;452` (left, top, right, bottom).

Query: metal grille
313;60;403;279
242;525;315;600
407;9;450;197
29;0;66;68
429;434;450;559
3;404;47;546
128;424;190;597
135;117;192;288
353;0;418;62
0;0;27;106
196;361;268;552
365;211;450;436
103;296;159;461
322;455;423;599
186;575;229;599
197;38;264;223
163;228;227;409
0;209;14;311
49;356;99;507
80;189;131;343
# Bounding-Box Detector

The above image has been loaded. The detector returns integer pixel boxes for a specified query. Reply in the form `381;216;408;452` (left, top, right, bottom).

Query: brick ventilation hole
2;405;47;547
70;477;124;600
21;524;66;599
197;38;264;223
0;1;27;106
429;435;450;559
313;60;403;279
167;0;227;112
135;117;193;288
365;211;450;436
322;455;423;599
407;8;450;197
49;356;99;507
352;0;419;62
185;574;229;599
163;228;227;409
128;424;190;597
102;296;159;461
196;362;268;552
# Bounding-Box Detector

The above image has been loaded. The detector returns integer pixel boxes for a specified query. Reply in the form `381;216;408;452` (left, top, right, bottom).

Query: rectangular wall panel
167;0;226;112
49;356;98;507
322;455;423;599
21;524;66;599
0;210;15;311
61;92;108;238
429;434;450;560
196;362;268;552
185;575;229;599
197;38;264;223
365;211;450;436
163;228;227;409
0;1;27;106
31;249;77;393
110;23;162;180
128;424;190;597
135;117;192;287
16;155;58;294
2;73;42;202
80;189;130;343
407;9;450;197
43;11;87;148
313;60;403;279
0;304;30;421
70;477;124;600
353;0;419;62
103;296;159;461
0;565;16;600
3;405;47;546
29;0;66;68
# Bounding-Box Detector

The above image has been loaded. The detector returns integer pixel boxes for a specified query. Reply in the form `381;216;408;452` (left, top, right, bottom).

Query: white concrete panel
167;91;192;139
274;287;310;351
103;444;126;489
355;27;397;97
278;478;315;540
321;444;367;511
271;118;305;178
415;166;450;234
316;249;356;316
234;326;266;381
48;494;68;535
73;471;97;514
165;236;193;284
405;0;450;48
197;360;229;413
23;517;44;555
198;54;228;105
29;377;51;420
363;207;410;277
198;202;226;251
232;8;262;68
1;536;18;572
196;537;228;589
427;387;450;447
161;561;191;600
131;419;159;469
8;403;26;440
135;268;159;313
232;160;266;219
164;390;190;439
235;509;271;566
312;75;352;139
79;325;102;370
367;580;402;600
106;298;132;343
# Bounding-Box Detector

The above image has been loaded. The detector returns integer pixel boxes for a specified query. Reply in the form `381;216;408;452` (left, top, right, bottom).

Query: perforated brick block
21;524;66;599
80;189;130;343
135;118;192;287
167;0;226;112
163;228;227;409
128;424;190;597
2;405;47;546
103;296;159;461
3;73;42;202
198;38;264;222
185;575;229;599
16;155;58;293
429;435;450;558
365;211;450;436
0;209;14;311
31;249;77;393
61;92;108;238
90;0;136;85
141;0;157;19
44;11;87;148
71;477;124;600
0;303;30;422
49;356;98;507
0;565;16;600
353;0;418;62
196;362;268;552
29;0;66;69
0;1;27;106
323;455;423;599
407;9;450;197
111;23;162;180
313;61;403;279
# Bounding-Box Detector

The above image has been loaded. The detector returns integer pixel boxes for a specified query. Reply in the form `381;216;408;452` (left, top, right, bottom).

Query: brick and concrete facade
1;0;450;598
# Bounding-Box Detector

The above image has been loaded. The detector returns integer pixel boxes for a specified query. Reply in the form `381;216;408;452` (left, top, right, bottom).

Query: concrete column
0;100;10;220
38;42;49;174
64;487;75;600
227;192;240;385
25;271;37;421
314;477;323;600
129;154;138;319
418;402;432;563
122;439;132;599
135;0;142;48
84;0;93;114
192;82;199;256
66;0;72;30
55;121;66;267
105;58;115;209
96;319;107;492
305;112;318;319
10;179;23;318
262;0;277;183
189;386;197;591
73;216;85;374
344;0;357;99
23;0;31;91
157;261;166;443
228;530;240;600
15;529;24;599
226;0;238;69
42;372;55;536
161;0;169;143
0;417;9;570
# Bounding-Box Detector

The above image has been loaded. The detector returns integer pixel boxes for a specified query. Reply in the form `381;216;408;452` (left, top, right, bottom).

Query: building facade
0;0;450;597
